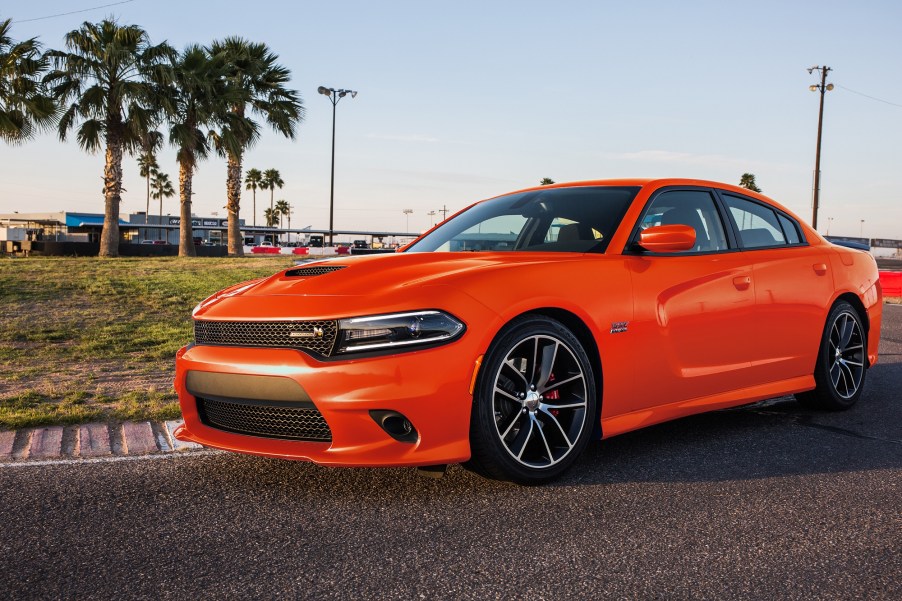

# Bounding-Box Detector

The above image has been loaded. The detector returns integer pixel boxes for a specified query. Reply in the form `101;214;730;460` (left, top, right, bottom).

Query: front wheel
796;301;868;411
467;316;597;484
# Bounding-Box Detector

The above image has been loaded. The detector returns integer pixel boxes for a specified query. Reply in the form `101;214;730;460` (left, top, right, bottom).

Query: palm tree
137;129;163;217
162;45;231;257
739;173;762;193
274;199;290;229
45;19;174;257
244;167;263;227
261;168;284;216
0;18;57;143
263;207;278;227
137;152;157;240
150;170;175;241
540;177;555;186
208;38;303;257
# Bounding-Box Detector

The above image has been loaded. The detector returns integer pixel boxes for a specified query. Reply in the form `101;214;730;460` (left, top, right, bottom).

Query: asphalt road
2;306;900;600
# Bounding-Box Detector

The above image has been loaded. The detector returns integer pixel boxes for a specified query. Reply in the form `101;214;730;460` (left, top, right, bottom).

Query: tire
796;301;868;411
467;315;597;484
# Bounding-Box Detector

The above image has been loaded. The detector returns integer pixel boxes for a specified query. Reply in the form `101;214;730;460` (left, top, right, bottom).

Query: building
0;211;255;245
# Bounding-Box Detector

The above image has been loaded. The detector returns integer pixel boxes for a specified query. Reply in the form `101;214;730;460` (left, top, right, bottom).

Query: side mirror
637;224;696;252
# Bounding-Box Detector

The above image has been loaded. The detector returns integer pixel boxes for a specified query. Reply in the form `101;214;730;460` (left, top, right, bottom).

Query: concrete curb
0;420;205;464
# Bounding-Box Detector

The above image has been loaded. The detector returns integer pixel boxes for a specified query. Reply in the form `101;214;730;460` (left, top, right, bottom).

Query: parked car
174;178;883;483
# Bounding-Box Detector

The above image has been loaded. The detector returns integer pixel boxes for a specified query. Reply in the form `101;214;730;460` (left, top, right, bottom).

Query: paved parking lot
1;305;899;599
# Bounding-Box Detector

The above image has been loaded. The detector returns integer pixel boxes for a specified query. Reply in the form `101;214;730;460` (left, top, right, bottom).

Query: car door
624;187;759;409
718;192;834;383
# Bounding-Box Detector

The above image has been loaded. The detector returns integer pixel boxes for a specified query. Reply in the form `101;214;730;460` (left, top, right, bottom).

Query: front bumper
174;340;479;467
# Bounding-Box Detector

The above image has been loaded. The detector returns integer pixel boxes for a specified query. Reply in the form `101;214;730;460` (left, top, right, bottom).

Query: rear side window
778;214;802;245
723;194;787;248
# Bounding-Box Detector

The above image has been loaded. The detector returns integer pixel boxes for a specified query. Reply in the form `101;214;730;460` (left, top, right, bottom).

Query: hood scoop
285;265;347;278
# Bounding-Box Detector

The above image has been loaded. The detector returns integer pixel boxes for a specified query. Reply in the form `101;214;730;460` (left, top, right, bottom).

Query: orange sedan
174;179;882;483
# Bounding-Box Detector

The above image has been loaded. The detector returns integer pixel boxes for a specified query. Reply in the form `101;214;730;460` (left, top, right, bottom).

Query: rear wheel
796;301;867;410
467;316;597;484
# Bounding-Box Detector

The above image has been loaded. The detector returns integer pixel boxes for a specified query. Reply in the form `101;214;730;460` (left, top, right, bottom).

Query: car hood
193;251;593;321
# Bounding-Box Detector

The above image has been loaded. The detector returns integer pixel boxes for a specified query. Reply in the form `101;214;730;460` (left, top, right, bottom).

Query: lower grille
197;396;332;442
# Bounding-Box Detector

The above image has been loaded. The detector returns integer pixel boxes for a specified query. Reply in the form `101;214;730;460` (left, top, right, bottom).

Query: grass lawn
0;255;294;430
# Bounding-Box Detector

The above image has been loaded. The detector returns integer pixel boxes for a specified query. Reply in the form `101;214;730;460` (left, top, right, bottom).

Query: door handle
813;263;828;276
732;276;751;290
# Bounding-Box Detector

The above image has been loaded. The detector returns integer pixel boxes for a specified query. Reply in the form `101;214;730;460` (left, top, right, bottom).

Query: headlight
336;310;465;354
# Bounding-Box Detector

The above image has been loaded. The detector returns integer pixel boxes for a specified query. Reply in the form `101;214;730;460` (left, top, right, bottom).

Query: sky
2;0;901;239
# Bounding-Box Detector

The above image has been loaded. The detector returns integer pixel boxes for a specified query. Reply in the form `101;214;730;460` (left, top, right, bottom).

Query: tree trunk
178;159;196;257
99;135;124;257
226;152;244;257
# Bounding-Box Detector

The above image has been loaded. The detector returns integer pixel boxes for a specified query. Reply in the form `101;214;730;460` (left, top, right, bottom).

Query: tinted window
406;186;639;254
640;189;728;252
778;214;802;245
723;194;787;248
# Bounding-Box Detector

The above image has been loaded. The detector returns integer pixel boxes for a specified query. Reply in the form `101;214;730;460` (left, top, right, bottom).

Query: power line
17;0;136;23
836;84;902;109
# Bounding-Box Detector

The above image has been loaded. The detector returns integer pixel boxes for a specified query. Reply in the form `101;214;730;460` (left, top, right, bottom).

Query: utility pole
438;205;449;221
808;65;833;230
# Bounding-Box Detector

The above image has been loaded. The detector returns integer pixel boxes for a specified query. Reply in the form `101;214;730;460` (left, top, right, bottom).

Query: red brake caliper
546;373;560;415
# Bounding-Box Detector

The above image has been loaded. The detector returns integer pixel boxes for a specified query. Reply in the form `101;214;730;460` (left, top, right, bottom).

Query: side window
723;194;787;248
778;214;802;245
641;190;728;253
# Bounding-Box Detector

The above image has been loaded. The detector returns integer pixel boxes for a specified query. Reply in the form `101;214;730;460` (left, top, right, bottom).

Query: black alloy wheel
796;301;868;410
467;315;597;484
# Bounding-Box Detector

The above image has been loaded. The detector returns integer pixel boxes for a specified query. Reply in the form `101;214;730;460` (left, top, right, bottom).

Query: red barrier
292;247;309;255
336;246;351;255
251;246;281;254
880;271;902;297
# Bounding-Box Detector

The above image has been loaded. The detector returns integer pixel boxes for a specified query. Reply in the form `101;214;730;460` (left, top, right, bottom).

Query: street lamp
827;217;833;235
860;219;865;238
318;85;358;246
402;208;413;233
808;65;833;230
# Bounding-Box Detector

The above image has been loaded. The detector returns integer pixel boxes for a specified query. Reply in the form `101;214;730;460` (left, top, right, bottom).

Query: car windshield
405;186;640;253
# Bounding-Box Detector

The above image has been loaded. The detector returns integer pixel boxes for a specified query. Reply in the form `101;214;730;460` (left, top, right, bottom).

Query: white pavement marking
0;449;224;468
165;420;202;451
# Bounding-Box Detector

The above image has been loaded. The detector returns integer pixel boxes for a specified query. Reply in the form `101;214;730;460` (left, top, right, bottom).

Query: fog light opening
369;410;418;443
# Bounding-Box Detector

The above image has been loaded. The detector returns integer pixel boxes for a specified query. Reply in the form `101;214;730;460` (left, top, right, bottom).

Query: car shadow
562;360;902;487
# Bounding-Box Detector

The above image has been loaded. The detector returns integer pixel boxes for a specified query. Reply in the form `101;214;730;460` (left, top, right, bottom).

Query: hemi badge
610;321;629;334
290;327;324;339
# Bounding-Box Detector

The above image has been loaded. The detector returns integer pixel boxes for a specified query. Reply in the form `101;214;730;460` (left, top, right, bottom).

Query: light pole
808;65;833;230
827;217;833;235
318;86;357;246
403;208;413;233
860;219;865;238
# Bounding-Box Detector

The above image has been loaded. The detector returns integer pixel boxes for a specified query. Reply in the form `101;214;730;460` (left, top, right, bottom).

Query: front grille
198;396;332;441
194;319;338;356
285;265;346;277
